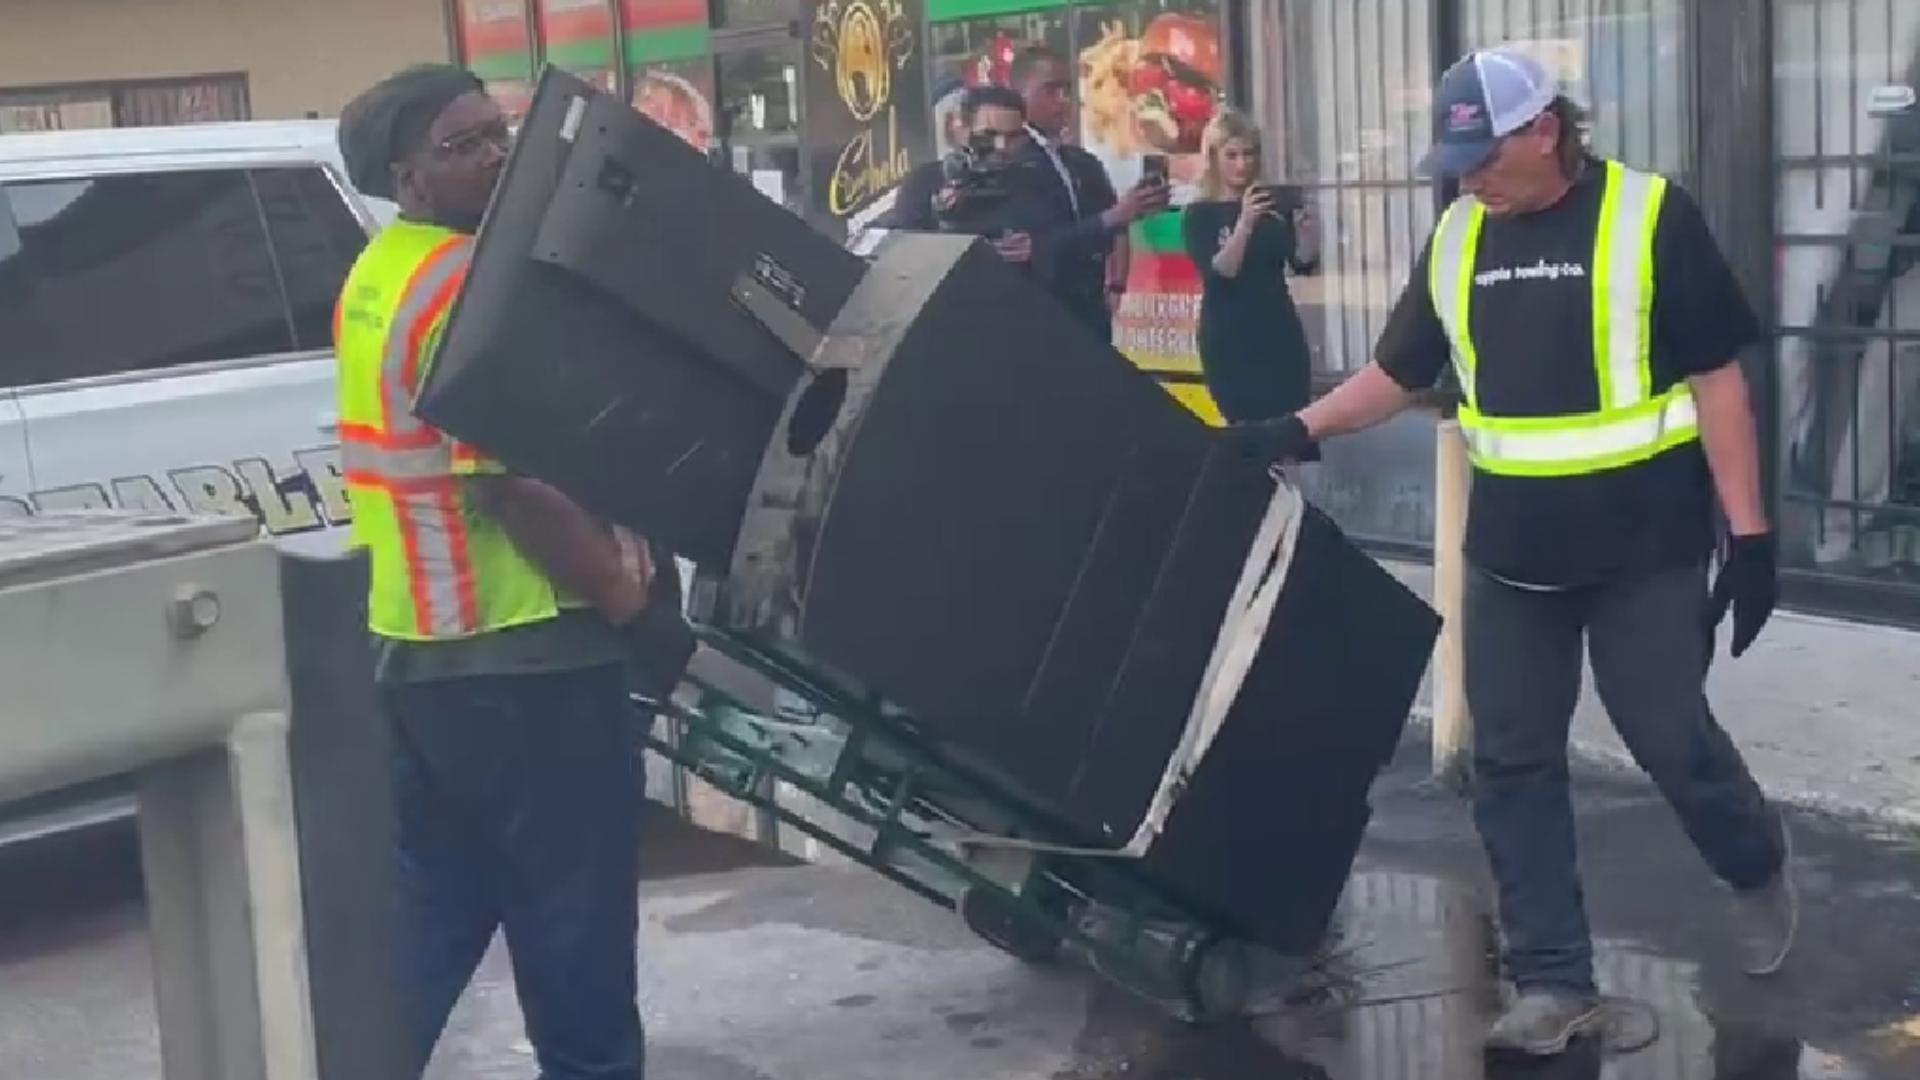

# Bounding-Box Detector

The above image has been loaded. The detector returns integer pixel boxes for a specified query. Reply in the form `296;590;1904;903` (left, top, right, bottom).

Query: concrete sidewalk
1381;559;1920;826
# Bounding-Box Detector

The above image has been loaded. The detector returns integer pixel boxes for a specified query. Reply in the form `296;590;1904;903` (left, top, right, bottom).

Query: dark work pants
1463;563;1784;995
381;664;643;1080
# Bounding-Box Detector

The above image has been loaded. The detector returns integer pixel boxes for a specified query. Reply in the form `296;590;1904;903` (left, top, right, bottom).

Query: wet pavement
3;739;1918;1079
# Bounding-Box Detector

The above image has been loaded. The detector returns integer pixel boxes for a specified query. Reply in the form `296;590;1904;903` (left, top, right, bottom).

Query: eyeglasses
435;121;512;159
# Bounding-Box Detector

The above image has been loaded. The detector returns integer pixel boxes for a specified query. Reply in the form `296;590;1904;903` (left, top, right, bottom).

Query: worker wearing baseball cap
1229;46;1795;1055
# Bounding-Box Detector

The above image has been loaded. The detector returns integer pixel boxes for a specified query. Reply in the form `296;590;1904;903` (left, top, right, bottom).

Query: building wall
0;0;450;120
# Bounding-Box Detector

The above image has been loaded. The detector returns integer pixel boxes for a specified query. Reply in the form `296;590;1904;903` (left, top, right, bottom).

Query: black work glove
1705;532;1777;659
1220;413;1321;466
622;542;696;701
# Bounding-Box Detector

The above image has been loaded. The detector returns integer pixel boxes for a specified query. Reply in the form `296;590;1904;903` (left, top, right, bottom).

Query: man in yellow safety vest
335;65;686;1080
1231;47;1796;1056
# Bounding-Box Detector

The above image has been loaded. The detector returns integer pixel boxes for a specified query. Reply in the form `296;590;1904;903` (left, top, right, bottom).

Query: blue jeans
1464;564;1784;995
381;664;643;1080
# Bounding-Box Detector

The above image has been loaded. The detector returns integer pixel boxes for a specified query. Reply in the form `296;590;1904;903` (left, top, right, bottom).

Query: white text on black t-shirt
1473;259;1588;287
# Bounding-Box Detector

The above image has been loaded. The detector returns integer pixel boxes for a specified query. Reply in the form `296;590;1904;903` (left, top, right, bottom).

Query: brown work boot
1733;813;1798;977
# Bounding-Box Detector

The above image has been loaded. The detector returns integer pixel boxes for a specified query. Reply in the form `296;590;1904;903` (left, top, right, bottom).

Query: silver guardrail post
1430;410;1474;792
0;513;317;1080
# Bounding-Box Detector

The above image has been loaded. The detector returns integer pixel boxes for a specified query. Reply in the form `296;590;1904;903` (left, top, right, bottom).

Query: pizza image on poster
632;66;716;153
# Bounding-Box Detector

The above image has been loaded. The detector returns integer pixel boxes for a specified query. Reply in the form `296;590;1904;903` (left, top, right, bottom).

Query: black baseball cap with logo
1420;46;1559;179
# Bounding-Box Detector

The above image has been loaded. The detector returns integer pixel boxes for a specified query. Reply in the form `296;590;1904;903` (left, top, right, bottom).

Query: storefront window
623;0;716;153
718;47;806;214
713;0;791;30
1243;0;1438;548
1246;0;1433;378
927;10;1070;91
1774;0;1920;583
0;76;249;132
455;0;537;119
538;0;620;95
632;61;718;153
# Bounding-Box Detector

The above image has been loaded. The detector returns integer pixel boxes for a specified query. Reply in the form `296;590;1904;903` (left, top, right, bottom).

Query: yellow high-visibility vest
333;220;579;641
1428;160;1699;478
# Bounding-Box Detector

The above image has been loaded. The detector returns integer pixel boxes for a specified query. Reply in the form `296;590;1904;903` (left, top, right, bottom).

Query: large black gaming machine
418;69;1439;957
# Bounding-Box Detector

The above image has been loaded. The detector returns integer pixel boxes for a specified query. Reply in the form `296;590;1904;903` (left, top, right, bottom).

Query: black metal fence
1773;0;1920;593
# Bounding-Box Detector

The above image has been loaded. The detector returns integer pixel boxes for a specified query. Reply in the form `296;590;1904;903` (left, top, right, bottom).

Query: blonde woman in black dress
1181;109;1320;424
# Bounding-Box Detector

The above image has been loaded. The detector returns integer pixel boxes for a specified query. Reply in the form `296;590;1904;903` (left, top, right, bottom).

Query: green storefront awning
927;0;1069;23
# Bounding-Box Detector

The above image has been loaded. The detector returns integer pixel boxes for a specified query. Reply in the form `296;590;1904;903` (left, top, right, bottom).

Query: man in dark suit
1009;44;1167;341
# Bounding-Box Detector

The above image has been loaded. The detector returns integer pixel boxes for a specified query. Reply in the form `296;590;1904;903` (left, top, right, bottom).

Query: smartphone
1259;183;1306;215
1141;154;1170;187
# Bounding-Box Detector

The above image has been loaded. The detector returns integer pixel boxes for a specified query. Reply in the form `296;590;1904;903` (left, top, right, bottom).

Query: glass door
714;35;806;216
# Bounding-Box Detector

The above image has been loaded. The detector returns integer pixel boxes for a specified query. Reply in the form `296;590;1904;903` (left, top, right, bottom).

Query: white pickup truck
0;120;392;840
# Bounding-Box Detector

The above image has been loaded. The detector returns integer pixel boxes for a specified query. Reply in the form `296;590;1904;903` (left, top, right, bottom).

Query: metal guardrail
0;513;316;1080
0;515;408;1080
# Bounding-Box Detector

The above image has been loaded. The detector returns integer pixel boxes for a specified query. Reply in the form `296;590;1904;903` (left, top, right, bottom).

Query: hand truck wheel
959;885;1063;965
1178;935;1253;1025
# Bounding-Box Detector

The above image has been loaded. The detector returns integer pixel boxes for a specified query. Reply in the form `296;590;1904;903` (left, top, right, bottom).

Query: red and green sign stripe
622;0;710;62
626;24;711;64
1129;208;1203;291
469;51;536;81
541;0;617;69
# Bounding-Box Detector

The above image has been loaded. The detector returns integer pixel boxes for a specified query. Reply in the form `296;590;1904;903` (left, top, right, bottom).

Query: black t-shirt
1375;161;1761;586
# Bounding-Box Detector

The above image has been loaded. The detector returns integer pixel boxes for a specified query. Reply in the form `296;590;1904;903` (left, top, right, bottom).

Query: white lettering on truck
10;446;353;536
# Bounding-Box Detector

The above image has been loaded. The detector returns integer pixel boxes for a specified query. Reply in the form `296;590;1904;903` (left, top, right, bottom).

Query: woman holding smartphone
1181;109;1320;423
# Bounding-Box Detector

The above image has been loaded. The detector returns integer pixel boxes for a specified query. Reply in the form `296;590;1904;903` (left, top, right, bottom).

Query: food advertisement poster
1076;0;1226;424
537;0;620;94
622;0;717;153
456;0;538;119
804;0;933;234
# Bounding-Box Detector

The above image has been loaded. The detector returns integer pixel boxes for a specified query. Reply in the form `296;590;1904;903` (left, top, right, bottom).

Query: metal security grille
1461;0;1691;180
1248;0;1688;377
1247;0;1438;375
1775;0;1920;585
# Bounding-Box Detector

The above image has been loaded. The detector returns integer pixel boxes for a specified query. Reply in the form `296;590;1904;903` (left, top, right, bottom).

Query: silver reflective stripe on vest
394;489;472;637
381;240;471;439
1594;162;1668;409
1459;392;1698;473
1428;199;1485;405
340;441;454;481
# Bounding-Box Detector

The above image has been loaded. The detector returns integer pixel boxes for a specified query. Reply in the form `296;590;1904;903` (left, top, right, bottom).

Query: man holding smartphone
1010;43;1170;340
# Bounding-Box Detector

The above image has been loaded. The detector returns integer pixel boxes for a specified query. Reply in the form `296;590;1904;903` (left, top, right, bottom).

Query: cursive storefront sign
804;0;928;229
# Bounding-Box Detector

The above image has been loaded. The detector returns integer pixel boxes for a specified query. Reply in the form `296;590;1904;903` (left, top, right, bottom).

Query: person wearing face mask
1227;47;1794;1057
1181;109;1320;423
335;65;692;1080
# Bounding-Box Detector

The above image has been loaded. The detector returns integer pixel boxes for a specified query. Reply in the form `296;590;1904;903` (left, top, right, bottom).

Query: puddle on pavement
1065;870;1884;1080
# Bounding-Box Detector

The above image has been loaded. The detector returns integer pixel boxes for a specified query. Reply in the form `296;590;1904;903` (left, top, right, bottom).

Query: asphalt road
4;742;1919;1079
